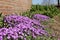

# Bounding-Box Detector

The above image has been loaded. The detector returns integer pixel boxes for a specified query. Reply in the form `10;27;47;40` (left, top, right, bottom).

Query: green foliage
26;35;57;40
22;5;60;18
0;13;3;27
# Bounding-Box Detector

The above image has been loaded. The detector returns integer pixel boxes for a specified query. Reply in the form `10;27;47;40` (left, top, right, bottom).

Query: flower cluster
33;14;50;22
0;14;49;40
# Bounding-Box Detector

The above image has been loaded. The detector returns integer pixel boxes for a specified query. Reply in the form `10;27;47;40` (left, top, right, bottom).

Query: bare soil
49;15;60;38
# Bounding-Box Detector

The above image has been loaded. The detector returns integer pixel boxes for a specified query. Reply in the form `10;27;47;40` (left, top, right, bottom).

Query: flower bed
0;14;57;40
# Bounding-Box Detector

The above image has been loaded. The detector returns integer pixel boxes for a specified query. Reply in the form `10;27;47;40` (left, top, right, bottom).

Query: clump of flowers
33;14;50;25
33;14;50;21
0;14;50;40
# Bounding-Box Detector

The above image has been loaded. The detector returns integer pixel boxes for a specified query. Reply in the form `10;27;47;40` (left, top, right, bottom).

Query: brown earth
0;0;32;15
49;15;60;38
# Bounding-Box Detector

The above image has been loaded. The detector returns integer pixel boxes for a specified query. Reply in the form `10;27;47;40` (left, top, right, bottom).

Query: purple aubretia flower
0;14;49;40
33;14;50;21
0;36;3;40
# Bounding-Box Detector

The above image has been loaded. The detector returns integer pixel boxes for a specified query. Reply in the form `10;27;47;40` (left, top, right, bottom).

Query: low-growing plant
0;13;4;27
0;14;57;40
22;5;60;18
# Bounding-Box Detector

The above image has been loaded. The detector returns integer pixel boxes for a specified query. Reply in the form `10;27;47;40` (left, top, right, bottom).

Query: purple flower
0;14;49;40
7;35;11;39
33;14;50;21
24;38;26;40
0;36;3;40
58;38;60;40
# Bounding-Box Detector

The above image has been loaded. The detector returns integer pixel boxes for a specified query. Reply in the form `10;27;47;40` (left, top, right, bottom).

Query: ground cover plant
0;13;58;40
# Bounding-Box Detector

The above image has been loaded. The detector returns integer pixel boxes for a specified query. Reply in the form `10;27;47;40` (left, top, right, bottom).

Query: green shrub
22;5;60;18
